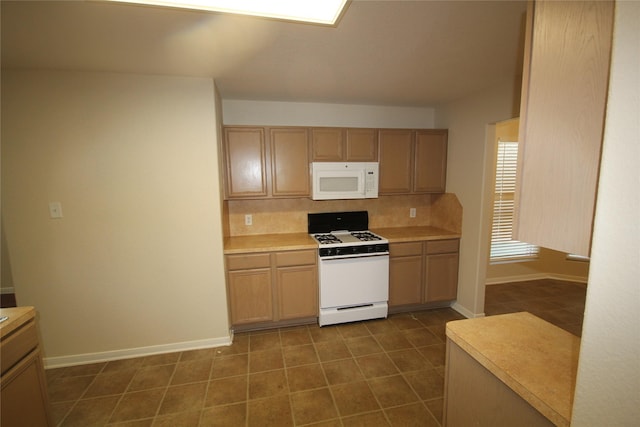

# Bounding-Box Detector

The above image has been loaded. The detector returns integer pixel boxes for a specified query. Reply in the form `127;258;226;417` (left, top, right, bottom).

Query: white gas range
308;211;389;326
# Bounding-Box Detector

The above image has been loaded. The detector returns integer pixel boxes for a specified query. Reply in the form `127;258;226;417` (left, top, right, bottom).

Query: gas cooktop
308;211;388;257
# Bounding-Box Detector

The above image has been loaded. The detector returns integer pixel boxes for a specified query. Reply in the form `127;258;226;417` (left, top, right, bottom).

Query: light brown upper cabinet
223;127;268;198
415;130;448;193
269;128;311;197
310;127;377;162
514;0;614;257
222;126;310;199
378;129;448;194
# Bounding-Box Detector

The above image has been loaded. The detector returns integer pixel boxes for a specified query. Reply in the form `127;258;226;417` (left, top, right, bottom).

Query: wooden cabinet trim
389;241;423;257
425;239;459;254
226;253;271;270
275;250;317;267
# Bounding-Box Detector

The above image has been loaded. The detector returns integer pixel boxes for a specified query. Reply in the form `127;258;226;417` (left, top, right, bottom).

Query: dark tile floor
484;278;586;337
45;279;586;426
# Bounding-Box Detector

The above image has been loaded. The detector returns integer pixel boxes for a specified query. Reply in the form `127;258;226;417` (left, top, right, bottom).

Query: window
490;139;539;262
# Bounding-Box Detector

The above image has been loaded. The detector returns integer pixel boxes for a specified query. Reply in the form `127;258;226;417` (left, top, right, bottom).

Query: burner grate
351;231;382;241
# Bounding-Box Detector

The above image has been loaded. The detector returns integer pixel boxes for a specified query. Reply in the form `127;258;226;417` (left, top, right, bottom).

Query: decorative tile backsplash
225;193;462;236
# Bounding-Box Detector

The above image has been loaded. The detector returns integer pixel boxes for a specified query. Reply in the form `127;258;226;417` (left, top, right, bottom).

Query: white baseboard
485;273;587;286
450;302;485;319
43;335;232;369
1;287;15;295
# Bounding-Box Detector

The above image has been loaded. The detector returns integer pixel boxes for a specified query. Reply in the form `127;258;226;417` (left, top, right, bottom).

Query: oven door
318;253;389;309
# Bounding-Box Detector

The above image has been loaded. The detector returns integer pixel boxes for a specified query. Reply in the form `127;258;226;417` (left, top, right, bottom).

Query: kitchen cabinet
1;307;54;427
389;242;423;306
310;127;378;162
514;0;614;256
225;249;317;328
414;130;448;193
378;129;413;193
378;129;448;194
223;125;447;199
275;250;318;320
226;254;273;325
222;126;310;199
424;239;459;302
270;128;311;197
223;127;268;199
389;238;459;310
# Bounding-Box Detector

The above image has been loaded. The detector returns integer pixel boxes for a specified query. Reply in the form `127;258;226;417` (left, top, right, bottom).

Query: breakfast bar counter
444;312;581;427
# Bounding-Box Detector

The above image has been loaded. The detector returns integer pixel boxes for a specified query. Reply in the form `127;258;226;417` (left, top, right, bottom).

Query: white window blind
490;140;539;261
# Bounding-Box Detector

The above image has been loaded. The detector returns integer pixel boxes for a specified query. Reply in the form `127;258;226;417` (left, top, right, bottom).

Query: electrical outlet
245;214;253;226
410;208;416;218
49;202;63;219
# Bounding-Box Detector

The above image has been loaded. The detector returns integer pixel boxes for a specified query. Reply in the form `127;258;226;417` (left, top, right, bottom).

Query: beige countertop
224;233;317;254
372;226;460;242
0;306;36;339
223;226;460;254
446;312;580;427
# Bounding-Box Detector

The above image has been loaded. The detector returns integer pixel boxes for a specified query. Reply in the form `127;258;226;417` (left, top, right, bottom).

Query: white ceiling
1;0;528;107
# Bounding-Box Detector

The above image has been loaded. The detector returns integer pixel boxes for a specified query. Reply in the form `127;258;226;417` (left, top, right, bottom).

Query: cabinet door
227;268;273;325
514;0;614;256
276;265;318;320
424;252;459;302
414;130;447;193
270;128;310;197
378;129;413;194
223;127;268;198
389;255;423;307
311;128;344;161
346;128;378;161
1;350;53;427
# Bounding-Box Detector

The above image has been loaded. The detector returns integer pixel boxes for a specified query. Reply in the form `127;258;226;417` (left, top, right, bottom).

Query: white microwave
311;162;379;200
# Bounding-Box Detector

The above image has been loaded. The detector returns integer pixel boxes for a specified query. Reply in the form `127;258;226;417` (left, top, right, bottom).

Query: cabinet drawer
1;320;39;376
390;242;423;257
226;253;271;270
275;250;316;267
425;239;459;254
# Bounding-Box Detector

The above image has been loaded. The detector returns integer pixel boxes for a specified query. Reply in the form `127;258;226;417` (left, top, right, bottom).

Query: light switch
245;214;252;226
410;208;416;218
49;202;63;219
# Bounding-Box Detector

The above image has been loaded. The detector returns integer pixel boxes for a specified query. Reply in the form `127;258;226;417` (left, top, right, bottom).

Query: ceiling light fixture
106;0;349;25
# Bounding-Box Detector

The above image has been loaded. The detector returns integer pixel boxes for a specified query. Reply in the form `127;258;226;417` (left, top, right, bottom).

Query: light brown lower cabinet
424;240;459;302
1;308;54;427
389;239;459;309
226;249;317;327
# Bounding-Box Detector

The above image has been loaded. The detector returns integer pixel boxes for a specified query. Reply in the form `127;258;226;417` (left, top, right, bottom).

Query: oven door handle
319;253;389;261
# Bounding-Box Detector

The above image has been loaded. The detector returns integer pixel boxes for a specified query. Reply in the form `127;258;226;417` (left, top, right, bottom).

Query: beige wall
486;248;589;284
572;2;640;423
435;78;521;317
222;100;436;128
1;70;230;366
